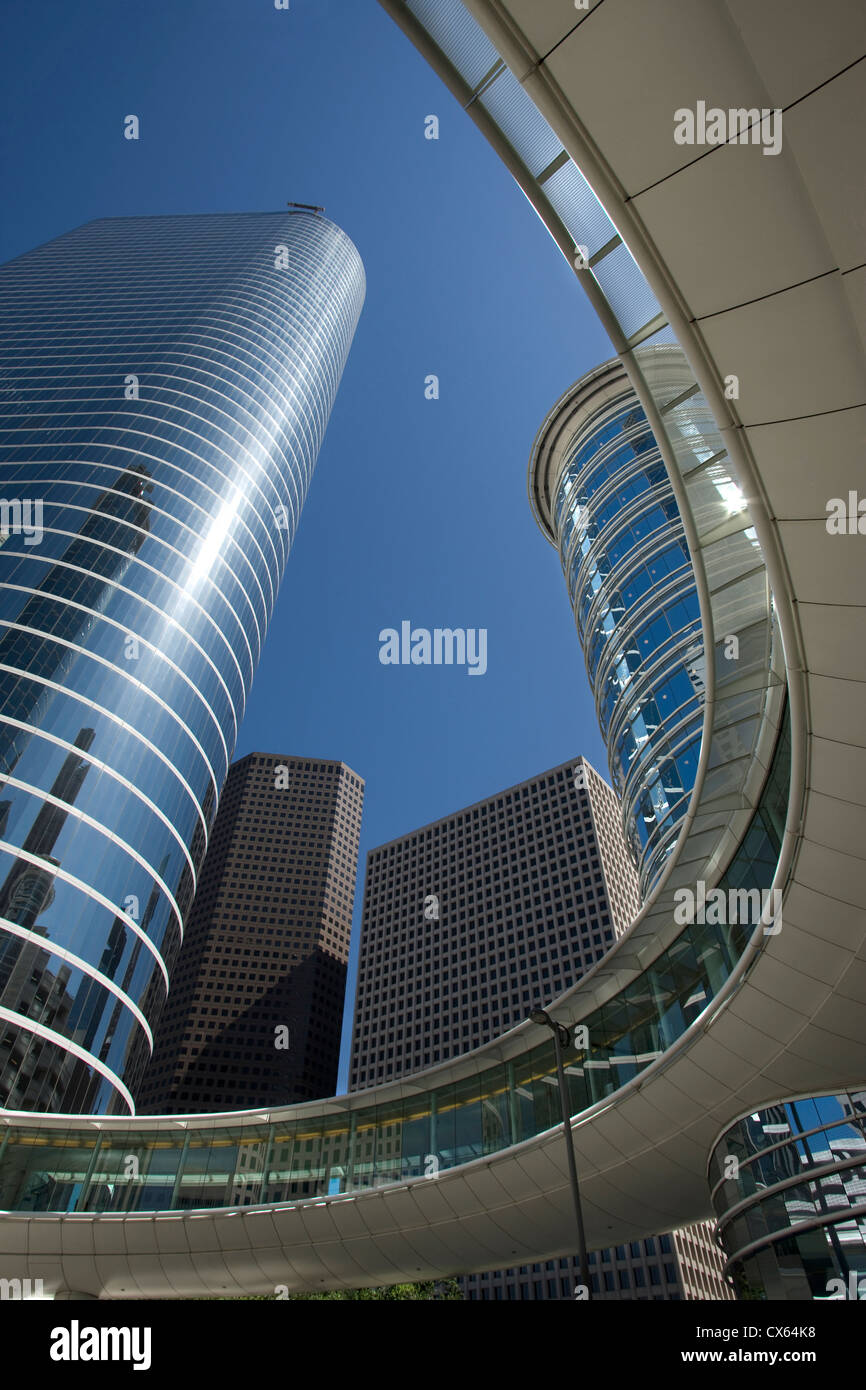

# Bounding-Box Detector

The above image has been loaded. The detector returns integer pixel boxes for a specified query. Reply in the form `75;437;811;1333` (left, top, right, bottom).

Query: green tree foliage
285;1278;462;1300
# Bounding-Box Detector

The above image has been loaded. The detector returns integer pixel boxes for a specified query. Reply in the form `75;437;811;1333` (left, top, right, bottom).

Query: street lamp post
530;1007;593;1300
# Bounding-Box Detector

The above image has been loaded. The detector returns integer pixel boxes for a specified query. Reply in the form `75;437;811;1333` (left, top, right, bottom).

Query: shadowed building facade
136;753;364;1113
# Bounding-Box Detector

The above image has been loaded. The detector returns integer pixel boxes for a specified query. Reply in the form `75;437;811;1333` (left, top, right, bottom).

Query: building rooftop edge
366;754;613;857
232;751;364;783
527;357;627;542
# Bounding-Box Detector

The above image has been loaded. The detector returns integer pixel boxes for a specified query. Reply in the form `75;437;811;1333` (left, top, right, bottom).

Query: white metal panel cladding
0;212;365;1114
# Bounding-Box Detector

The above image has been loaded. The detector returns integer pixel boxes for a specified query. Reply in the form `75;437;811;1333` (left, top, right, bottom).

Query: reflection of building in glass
529;357;705;893
0;729;104;1110
135;753;364;1114
0;467;153;778
0;212;365;1115
711;1090;866;1300
351;758;730;1300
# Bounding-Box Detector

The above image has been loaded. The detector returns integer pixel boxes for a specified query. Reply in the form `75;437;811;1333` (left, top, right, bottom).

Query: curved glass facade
0;212;365;1115
710;1091;866;1300
0;708;790;1213
530;357;704;892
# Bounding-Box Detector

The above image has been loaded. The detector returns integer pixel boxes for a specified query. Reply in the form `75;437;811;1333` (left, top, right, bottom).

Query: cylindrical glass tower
529;354;704;893
0;212;364;1114
710;1090;866;1300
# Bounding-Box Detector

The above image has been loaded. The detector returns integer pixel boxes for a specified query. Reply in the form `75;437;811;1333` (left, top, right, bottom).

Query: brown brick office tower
136;753;364;1113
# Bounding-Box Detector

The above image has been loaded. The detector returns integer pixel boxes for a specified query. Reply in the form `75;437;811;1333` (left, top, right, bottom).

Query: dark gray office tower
349;757;731;1300
136;753;364;1113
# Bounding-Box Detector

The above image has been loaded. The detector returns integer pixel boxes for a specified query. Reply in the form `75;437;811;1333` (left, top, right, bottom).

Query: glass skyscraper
529;353;705;893
0;211;365;1115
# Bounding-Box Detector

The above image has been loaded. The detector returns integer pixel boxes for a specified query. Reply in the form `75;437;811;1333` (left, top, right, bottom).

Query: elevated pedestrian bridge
1;0;864;1296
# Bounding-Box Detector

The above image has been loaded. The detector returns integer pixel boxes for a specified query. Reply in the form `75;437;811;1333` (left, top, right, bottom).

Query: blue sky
0;0;615;1089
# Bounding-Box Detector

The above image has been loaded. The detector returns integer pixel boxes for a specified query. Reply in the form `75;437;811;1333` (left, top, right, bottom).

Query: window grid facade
349;757;639;1088
462;1224;731;1302
350;756;730;1299
136;754;364;1114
